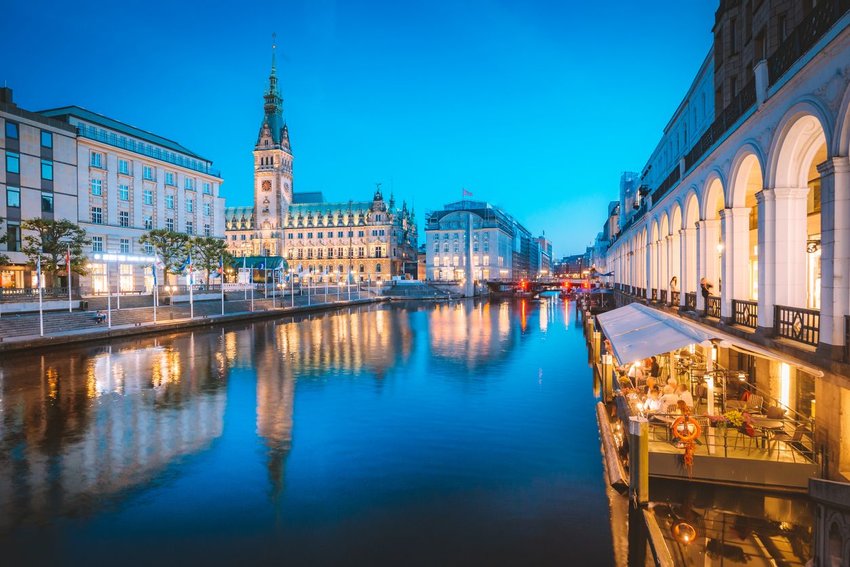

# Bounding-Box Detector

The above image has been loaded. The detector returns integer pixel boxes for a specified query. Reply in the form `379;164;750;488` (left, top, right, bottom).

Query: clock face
262;180;271;192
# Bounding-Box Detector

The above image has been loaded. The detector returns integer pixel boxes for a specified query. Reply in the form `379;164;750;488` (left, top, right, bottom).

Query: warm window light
716;243;724;254
779;363;791;408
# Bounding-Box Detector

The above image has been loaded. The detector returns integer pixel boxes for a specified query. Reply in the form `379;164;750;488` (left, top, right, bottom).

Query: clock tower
254;37;293;257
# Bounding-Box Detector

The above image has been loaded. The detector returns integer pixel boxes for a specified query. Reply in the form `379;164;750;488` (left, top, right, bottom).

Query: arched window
376;264;382;273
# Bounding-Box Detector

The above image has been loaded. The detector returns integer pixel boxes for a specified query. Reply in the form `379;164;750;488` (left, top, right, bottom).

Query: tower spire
271;32;277;78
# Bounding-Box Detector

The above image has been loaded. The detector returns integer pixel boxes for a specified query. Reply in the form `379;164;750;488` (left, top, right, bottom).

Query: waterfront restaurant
594;302;820;491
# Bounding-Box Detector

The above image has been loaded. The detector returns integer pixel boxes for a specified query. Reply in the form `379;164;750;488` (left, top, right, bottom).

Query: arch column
720;207;751;320
678;229;689;307
665;235;674;303
756;190;775;329
646;240;655;298
696;221;706;312
772;186;810;309
817;156;850;358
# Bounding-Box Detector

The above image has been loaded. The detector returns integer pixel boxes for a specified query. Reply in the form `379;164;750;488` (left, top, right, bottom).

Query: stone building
224;44;418;281
598;3;850;482
38;106;225;292
0;88;78;289
424;200;535;282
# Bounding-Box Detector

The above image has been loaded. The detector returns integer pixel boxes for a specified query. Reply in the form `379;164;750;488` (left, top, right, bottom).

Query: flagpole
67;245;72;313
37;255;44;337
272;267;276;309
107;263;112;328
250;268;255;312
243;257;247;300
290;270;294;308
153;266;158;324
188;258;194;319
220;255;225;316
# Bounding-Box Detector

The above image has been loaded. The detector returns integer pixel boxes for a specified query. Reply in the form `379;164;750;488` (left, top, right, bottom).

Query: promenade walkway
0;290;380;350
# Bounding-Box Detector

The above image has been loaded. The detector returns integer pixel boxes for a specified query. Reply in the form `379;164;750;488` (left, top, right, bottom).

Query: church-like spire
257;33;288;150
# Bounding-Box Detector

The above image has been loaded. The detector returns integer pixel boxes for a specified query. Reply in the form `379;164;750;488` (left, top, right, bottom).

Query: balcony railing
707;295;721;319
732;299;759;329
774;305;821;347
685;292;697;312
659;289;667;304
651;288;657;302
671;291;680;306
768;0;850;87
845;316;850;362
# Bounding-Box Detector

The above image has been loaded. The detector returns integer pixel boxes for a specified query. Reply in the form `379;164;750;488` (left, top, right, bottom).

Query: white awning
597;303;714;364
596;303;824;377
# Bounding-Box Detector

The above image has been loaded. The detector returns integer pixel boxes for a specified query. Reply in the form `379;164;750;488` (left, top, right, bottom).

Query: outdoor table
750;417;785;451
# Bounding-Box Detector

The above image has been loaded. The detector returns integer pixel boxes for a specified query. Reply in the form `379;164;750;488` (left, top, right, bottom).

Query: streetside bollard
601;353;613;402
628;416;649;506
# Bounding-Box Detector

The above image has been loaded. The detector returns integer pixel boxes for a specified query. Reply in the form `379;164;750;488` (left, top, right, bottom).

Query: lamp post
289;268;294;308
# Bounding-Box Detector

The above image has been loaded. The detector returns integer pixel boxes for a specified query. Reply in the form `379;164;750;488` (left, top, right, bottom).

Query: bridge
483;278;588;297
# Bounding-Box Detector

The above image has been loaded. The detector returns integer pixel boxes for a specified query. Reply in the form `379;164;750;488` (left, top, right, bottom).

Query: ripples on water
0;298;614;566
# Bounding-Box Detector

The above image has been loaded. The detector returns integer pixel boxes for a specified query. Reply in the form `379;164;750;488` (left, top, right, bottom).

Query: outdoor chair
768;426;812;462
726;394;763;414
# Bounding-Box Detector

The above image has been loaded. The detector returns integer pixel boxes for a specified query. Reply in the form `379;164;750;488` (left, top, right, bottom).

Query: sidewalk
0;292;383;352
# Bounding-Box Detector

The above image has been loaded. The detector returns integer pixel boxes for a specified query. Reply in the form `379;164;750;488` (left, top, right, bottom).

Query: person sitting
644;388;663;414
660;385;680;413
676;384;694;410
628;362;645;389
94;310;106;324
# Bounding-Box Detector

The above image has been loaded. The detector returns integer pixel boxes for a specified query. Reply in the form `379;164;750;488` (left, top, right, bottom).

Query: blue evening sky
2;0;716;257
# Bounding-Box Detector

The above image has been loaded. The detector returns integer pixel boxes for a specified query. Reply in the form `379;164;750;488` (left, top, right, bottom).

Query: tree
139;229;190;284
189;236;233;285
22;218;90;289
0;217;10;267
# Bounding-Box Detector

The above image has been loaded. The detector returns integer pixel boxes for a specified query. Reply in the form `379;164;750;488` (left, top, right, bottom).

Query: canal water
0;298;615;566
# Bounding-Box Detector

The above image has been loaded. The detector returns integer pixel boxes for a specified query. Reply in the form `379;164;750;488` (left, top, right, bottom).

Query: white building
599;4;850;482
424;200;533;282
39;106;226;293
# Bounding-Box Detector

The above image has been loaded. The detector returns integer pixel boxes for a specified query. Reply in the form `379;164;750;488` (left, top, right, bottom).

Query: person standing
700;277;712;316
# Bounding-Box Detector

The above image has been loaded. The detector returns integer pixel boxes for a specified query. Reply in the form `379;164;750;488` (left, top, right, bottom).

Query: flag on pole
152;264;158;286
462;188;473;197
36;254;42;287
66;247;71;276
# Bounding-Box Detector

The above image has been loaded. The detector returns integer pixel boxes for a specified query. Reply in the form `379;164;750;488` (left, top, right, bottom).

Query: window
41;131;52;148
41;160;53;180
91;178;103;196
119;211;129;227
240;234;246;241
166;195;174;209
90;152;103;168
778;13;788;41
348;230;354;237
92;236;103;252
6;152;19;173
6;221;21;252
5;122;19;139
143;189;153;205
186;198;194;213
337;231;343;238
203;182;212;195
186;221;194;235
143;165;154;180
119;184;129;201
184;177;194;190
41;192;54;213
165;172;175;186
318;231;324;239
204;202;211;216
91;207;103;224
307;232;313;239
6;187;20;208
120;238;130;254
166;217;174;231
328;248;334;258
144;215;153;230
118;159;129;175
204;224;211;237
231;235;237;241
144;243;154;255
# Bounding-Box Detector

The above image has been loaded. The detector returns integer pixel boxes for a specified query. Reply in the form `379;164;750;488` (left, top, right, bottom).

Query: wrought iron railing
671;291;680;306
685;292;697;311
845;316;850;362
768;0;850;86
659;289;667;304
732;299;759;329
707;295;721;319
0;287;78;301
774;305;821;347
651;288;657;301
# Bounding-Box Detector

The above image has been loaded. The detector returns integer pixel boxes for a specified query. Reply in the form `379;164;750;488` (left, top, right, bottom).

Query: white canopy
596;303;824;377
596;303;714;365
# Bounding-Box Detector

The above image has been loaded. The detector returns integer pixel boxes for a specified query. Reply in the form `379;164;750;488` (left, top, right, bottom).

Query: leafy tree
189;236;233;285
0;217;10;267
22;218;90;288
139;229;190;284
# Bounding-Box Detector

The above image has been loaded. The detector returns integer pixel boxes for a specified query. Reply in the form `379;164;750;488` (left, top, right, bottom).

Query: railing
768;0;850;87
650;166;681;205
671;291;681;306
707;295;721;319
651;288;657;302
732;299;759;329
659;289;667;304
845;316;850;362
0;287;78;301
636;287;645;298
774;305;821;347
685;292;697;311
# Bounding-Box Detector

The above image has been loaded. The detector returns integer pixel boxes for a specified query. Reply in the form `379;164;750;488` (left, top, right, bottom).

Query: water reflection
0;298;613;565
